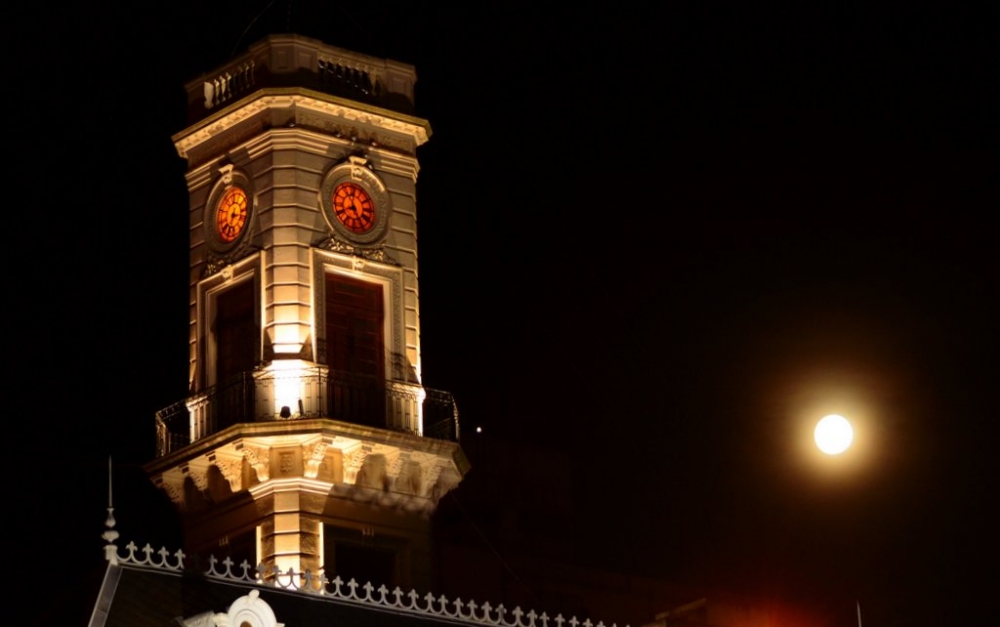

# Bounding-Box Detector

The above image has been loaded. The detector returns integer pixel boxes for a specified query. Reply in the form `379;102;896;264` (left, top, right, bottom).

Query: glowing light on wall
268;360;311;418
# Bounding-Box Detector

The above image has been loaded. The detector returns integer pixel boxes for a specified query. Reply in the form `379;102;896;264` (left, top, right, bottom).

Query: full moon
814;414;853;455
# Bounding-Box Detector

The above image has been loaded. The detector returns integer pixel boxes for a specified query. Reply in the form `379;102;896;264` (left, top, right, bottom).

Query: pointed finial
102;456;119;564
108;456;113;508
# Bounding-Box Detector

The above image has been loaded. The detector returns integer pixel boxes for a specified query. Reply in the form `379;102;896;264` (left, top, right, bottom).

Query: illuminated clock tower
145;34;467;591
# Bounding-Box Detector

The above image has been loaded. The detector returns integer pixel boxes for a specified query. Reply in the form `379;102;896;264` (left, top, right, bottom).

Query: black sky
14;3;997;626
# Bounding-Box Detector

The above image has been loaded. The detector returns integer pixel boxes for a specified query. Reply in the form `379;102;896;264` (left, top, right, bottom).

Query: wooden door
325;274;385;426
212;279;256;427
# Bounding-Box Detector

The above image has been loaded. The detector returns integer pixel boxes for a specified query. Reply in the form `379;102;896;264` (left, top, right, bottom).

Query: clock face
216;186;249;243
319;160;389;244
332;182;376;234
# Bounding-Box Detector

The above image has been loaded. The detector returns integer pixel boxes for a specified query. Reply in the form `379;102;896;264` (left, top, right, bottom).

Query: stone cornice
181;129;420;195
145;418;468;481
173;89;432;160
146;418;467;514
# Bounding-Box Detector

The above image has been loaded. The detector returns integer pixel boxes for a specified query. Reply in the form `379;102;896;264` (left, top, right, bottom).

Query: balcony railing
154;367;459;458
187;35;418;123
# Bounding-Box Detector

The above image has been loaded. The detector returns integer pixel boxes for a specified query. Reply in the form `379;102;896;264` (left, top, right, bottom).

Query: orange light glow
217;186;249;242
332;182;375;233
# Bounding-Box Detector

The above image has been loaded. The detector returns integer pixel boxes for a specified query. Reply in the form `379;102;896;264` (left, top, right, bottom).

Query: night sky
15;4;996;626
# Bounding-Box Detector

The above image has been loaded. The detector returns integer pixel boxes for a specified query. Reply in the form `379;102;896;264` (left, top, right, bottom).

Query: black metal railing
154;368;460;457
422;388;460;441
155;401;191;458
211;371;258;429
328;370;390;429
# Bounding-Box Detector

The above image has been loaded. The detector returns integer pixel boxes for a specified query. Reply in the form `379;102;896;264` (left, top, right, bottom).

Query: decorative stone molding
356;453;388;490
316;236;400;266
395;459;423;496
277;451;296;476
296;112;413;153
205;248;261;278
343;444;369;484
430;467;461;503
304;438;331;479
303;97;430;145
150;473;185;507
227;589;283;627
388;450;407;480
208;452;244;492
181;461;210;492
176;97;273;158
218;163;235;185
238;443;271;482
421;461;443;498
147;419;466;514
175;94;430;160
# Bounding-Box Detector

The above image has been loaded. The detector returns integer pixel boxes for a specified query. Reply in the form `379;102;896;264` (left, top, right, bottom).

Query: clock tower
145;34;467;592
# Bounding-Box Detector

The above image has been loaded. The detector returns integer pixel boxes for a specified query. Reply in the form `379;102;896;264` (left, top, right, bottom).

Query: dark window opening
323;525;402;588
325;274;385;426
215;279;257;384
212;279;257;427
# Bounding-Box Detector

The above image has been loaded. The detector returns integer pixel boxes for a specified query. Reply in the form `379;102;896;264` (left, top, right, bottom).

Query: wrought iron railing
155;368;459;457
422;388;461;441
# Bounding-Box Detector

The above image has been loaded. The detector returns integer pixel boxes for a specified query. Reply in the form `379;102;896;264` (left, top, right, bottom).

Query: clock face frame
205;171;254;253
320;160;390;245
216;186;249;243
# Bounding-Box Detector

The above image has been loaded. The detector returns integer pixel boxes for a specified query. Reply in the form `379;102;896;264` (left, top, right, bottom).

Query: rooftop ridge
109;540;630;627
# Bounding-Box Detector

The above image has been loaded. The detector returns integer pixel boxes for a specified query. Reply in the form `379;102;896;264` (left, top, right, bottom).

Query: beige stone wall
180;117;423;392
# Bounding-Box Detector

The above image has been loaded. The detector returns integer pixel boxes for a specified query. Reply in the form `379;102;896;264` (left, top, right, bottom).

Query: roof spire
102;456;119;564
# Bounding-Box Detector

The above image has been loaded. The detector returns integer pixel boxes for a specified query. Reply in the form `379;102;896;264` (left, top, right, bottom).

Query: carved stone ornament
316;236;399;266
304;439;331;479
210;454;244;492
296;112;412;153
343;445;370;484
181;461;210;492
204;247;259;278
180;589;283;627
239;443;271;482
152;474;184;507
218;163;235;185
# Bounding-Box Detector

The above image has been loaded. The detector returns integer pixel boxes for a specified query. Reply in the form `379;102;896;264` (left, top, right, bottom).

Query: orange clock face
216;187;248;243
332;182;375;233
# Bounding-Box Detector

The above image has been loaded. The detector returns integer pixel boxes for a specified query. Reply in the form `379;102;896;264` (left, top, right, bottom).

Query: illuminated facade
144;34;468;591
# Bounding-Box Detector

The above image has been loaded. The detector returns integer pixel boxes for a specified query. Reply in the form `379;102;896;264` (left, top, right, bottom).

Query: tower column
252;476;331;580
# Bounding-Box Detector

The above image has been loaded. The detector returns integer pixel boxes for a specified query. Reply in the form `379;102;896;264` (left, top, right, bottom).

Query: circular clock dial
332;182;376;233
216;186;249;243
